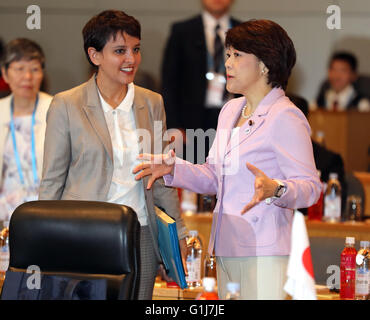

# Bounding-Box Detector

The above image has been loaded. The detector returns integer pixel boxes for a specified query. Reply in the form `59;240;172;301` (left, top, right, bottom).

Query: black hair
82;10;141;67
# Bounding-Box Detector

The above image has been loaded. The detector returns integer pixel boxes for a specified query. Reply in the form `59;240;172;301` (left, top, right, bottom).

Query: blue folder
155;207;188;289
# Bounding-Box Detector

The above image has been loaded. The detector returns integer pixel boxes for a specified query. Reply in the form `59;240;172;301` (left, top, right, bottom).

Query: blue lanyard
10;94;39;185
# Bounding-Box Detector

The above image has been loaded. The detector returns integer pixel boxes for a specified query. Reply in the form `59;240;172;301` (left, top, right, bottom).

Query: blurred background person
288;94;347;213
315;51;370;112
161;0;240;163
0;38;52;225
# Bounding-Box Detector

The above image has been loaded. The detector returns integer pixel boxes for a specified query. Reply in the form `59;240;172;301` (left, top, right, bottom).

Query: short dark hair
82;10;141;67
329;51;357;72
225;19;296;90
1;38;45;71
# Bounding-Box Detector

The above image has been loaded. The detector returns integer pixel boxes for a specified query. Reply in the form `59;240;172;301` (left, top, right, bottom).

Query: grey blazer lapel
132;86;152;155
132;86;153;193
82;76;113;162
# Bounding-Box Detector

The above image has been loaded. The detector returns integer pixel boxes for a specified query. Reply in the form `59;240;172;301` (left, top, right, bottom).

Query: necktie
213;24;223;73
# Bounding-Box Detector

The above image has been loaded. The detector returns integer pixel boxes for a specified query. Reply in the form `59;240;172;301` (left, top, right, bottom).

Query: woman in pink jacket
134;19;321;299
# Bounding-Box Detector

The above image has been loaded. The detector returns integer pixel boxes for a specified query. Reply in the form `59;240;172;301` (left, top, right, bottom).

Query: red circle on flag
302;247;314;278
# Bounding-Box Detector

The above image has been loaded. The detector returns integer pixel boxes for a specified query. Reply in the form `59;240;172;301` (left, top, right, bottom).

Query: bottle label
324;195;341;219
186;256;201;282
0;251;9;272
356;270;370;295
356;254;365;266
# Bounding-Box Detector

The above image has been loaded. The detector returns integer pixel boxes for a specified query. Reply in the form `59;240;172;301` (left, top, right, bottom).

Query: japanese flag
284;210;317;300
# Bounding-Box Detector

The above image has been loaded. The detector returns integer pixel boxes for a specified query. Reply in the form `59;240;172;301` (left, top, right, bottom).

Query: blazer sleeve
151;94;188;239
163;114;221;195
164;157;218;195
38;94;71;200
269;107;322;209
163;100;231;194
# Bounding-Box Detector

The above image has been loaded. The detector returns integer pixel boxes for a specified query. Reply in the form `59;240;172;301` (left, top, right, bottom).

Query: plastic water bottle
0;226;9;282
324;172;342;223
225;282;241;300
196;277;219;300
204;254;217;279
355;241;370;300
340;236;357;299
186;230;202;288
181;190;198;215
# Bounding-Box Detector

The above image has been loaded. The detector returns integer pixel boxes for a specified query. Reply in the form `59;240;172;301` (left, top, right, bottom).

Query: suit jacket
38;76;186;260
316;80;367;110
312;141;347;210
164;88;322;256
0;92;52;186
161;14;241;131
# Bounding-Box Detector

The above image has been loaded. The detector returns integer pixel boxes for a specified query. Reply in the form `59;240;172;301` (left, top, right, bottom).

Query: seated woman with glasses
0;38;52;225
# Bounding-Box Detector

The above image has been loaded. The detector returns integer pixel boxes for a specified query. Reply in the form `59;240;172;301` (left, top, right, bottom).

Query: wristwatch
265;180;286;205
273;179;286;198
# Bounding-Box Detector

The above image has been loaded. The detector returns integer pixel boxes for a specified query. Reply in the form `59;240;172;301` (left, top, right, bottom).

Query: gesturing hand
241;163;279;214
133;150;176;189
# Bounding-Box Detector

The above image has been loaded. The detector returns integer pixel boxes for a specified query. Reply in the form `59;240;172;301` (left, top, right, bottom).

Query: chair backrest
4;200;140;300
345;172;366;219
310;237;343;286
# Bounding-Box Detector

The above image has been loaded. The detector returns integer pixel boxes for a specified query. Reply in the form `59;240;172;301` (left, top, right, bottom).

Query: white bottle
181;189;198;214
186;230;202;288
324;172;342;223
355;241;370;300
0;226;9;281
225;282;241;300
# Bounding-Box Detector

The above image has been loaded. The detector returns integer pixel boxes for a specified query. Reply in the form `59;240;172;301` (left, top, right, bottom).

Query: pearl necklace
242;105;254;119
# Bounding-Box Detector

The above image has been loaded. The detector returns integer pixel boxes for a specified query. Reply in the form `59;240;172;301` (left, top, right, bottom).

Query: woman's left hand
241;163;279;214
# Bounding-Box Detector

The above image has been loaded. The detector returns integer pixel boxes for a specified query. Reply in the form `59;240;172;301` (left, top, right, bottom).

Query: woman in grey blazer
38;10;187;300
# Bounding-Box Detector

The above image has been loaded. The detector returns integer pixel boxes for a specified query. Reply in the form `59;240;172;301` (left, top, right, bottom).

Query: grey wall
1;0;370;103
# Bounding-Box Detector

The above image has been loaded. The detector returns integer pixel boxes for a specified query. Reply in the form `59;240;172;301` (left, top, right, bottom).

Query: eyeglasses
8;66;43;76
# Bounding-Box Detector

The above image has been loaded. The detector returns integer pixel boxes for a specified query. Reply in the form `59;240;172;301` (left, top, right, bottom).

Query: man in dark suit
315;51;370;112
161;0;240;163
288;94;347;213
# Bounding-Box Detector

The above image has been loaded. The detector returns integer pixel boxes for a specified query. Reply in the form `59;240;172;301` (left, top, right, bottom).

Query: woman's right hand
133;150;176;189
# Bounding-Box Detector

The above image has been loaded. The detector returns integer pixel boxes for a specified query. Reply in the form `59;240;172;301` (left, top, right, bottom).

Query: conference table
151;212;370;300
152;278;340;300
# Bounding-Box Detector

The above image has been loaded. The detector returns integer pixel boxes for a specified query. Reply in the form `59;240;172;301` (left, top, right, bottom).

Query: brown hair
225;19;296;90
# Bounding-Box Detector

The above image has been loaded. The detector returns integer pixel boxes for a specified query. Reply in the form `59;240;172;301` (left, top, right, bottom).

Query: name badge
205;72;226;108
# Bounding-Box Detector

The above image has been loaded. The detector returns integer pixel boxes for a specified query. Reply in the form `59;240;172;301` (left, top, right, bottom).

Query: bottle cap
202;277;216;291
345;236;355;245
329;172;338;180
226;282;240;293
360;241;370;248
189;230;198;237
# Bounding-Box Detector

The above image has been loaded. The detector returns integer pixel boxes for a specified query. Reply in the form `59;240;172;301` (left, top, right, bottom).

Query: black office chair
1;200;140;300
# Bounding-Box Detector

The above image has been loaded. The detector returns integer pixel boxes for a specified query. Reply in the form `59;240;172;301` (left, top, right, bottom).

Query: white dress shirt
98;83;148;226
202;11;230;59
325;85;356;111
